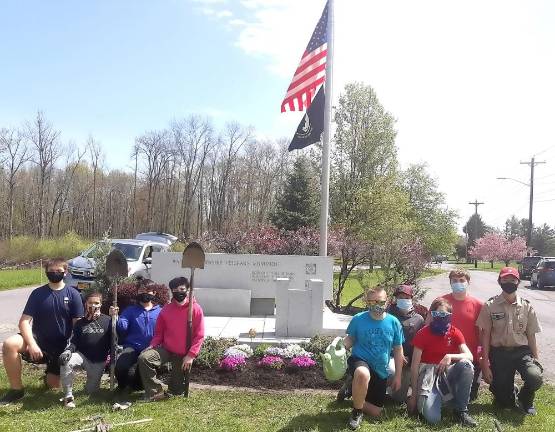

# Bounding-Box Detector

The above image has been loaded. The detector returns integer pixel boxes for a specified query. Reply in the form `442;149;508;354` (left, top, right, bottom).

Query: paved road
0;286;35;343
419;268;555;381
2;270;554;382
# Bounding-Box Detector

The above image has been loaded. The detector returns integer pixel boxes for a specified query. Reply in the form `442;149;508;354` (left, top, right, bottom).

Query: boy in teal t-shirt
343;287;405;430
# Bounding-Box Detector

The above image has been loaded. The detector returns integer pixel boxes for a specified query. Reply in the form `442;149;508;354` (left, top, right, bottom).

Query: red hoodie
150;299;205;357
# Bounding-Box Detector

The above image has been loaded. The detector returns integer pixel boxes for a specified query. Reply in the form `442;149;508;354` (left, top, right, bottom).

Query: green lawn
0;268;44;291
338;268;446;308
0;365;554;431
452;261;519;273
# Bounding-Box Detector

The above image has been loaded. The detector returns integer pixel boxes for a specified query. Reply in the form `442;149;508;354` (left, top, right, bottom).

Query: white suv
66;232;177;291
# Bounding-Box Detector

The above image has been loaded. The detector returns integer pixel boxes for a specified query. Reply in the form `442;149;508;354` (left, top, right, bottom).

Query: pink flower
290;355;317;369
219;355;246;371
258;355;285;370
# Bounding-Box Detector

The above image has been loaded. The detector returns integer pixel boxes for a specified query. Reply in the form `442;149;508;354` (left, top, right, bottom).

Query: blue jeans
418;360;474;424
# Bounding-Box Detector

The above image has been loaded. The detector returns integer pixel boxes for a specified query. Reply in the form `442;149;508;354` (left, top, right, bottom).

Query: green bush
301;334;334;360
0;232;91;265
253;343;271;358
195;337;237;369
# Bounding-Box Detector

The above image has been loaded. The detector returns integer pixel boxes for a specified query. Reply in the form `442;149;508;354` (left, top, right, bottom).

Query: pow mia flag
288;86;325;151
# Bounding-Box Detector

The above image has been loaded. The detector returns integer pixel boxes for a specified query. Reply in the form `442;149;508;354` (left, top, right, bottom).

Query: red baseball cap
394;284;414;297
498;267;520;281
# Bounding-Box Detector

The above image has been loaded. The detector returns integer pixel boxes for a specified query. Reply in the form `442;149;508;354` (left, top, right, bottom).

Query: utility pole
520;157;546;247
468;200;484;268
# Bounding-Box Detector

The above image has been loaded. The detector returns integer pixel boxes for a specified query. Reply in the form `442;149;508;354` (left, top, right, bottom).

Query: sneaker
64;396;76;409
0;389;25;405
522;405;537;416
516;392;537;416
337;375;353;401
348;408;363;430
454;411;477;428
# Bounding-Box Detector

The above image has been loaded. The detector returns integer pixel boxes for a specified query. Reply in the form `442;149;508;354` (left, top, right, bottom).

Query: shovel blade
182;242;205;269
106;249;128;278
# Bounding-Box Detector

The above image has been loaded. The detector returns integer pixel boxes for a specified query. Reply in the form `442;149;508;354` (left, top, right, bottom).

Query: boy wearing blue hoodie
111;280;161;395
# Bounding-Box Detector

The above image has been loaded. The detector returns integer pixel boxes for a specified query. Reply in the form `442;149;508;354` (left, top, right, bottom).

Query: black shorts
18;334;63;376
348;356;388;408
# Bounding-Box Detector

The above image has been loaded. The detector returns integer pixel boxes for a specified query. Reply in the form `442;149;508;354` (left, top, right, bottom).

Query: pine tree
270;156;319;231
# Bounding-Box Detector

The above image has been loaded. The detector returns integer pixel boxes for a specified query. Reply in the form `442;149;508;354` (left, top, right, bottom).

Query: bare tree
26;111;61;238
0;128;29;238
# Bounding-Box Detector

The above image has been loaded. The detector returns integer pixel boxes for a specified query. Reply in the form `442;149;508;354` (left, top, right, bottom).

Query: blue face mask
451;282;467;293
396;299;413;311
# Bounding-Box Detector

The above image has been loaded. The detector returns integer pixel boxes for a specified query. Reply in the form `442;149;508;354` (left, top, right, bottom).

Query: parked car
65;232;176;291
518;256;543;280
530;257;555;289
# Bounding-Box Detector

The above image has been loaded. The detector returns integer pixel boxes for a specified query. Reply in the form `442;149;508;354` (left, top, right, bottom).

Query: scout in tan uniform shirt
476;267;543;415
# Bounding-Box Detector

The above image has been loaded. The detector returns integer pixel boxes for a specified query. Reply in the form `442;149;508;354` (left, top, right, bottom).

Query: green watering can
321;337;348;382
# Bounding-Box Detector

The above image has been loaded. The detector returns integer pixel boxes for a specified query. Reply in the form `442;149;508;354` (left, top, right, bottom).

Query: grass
451;261;519;273
0;268;44;291
0;365;554;431
338;268;446;308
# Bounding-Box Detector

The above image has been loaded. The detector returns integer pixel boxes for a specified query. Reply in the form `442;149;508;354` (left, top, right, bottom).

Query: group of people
0;259;545;430
0;258;205;408
340;267;543;430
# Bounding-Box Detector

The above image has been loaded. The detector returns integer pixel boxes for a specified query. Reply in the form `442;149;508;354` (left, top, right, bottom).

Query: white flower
223;347;249;358
263;344;312;359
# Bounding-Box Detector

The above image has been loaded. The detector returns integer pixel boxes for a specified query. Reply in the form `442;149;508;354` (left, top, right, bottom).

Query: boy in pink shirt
138;277;205;400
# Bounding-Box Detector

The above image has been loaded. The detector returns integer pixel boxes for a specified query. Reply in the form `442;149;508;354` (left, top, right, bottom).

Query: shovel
106;248;128;391
181;242;205;397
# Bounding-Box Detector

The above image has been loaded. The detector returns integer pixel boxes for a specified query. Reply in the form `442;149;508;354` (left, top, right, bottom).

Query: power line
534;144;555;157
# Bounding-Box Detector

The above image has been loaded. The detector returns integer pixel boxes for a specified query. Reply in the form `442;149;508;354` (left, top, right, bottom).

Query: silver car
65;232;177;291
530;257;555;289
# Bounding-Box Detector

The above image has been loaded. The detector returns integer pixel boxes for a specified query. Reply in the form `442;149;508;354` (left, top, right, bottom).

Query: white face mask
396;298;413;311
451;281;468;294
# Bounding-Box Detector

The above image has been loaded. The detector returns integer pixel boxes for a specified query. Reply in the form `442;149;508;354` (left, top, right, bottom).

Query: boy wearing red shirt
138;277;205;400
409;298;477;427
440;269;483;401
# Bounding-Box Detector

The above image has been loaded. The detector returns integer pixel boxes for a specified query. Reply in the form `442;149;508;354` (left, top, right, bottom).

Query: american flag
281;1;328;112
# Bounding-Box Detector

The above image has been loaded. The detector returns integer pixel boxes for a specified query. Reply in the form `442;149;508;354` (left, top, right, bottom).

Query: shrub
195;337;237;369
219;355;246;371
258;355;285;370
301;335;334;356
289;355;317;369
253;343;271;358
0;232;91;265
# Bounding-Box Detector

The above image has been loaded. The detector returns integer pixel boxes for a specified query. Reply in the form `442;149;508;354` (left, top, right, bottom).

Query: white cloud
202;0;555;229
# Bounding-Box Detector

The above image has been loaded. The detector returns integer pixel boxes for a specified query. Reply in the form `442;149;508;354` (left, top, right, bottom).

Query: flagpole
319;0;334;256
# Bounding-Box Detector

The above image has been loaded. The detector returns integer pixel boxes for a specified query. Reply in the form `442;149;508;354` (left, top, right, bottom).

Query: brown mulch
190;358;342;391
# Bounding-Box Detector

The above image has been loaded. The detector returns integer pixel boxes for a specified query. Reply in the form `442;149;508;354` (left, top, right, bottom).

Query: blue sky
1;0;554;229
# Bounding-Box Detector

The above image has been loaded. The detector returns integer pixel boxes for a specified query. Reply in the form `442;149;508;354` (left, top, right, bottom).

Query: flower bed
188;337;340;391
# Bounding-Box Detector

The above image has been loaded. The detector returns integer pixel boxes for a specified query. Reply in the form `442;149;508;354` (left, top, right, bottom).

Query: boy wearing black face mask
138;277;205;401
476;267;543;415
59;292;111;408
0;258;84;405
111;279;162;397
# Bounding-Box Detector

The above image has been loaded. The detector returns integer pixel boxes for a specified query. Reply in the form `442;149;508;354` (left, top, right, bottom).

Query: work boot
0;389;24;405
337;375;353;401
454;411;477;428
348;408;363;430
